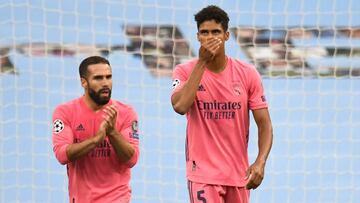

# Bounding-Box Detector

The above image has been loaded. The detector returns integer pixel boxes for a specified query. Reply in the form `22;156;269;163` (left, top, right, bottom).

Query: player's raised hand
102;104;118;135
245;161;265;190
94;120;107;144
199;37;222;63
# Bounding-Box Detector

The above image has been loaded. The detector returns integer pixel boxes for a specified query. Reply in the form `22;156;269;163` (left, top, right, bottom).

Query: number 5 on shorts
197;190;207;203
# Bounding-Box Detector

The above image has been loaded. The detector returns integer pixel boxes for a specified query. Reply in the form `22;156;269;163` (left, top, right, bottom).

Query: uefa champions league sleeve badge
53;119;65;134
172;79;180;90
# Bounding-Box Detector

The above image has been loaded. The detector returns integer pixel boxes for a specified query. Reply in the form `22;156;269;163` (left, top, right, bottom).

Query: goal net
1;0;359;203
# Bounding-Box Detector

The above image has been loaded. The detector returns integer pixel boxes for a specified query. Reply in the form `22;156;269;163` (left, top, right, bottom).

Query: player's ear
225;31;230;41
80;77;87;89
197;32;200;42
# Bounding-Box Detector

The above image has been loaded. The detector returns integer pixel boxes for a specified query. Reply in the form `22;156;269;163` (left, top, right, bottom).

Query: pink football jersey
172;56;267;187
52;97;139;203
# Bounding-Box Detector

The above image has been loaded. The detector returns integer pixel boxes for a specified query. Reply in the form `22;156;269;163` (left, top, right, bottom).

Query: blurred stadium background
1;0;360;202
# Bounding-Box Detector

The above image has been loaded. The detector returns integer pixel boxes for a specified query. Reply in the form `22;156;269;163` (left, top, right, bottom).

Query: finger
201;37;215;44
106;105;118;117
108;104;117;111
99;120;109;132
100;119;107;128
202;38;221;50
204;39;222;51
250;172;263;189
253;174;263;188
101;116;111;126
103;111;114;122
103;107;116;120
250;180;260;189
252;184;259;189
245;168;251;180
208;42;222;55
103;109;117;128
246;180;254;190
104;106;115;114
245;172;255;189
102;112;114;123
204;37;220;44
102;107;111;115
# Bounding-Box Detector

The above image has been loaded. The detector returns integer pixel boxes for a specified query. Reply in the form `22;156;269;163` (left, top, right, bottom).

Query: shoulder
53;97;81;114
112;100;137;115
112;100;138;124
229;57;256;72
229;57;260;78
173;58;198;74
176;58;198;68
52;97;82;122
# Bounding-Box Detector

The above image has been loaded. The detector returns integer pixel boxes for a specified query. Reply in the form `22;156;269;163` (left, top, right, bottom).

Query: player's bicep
120;119;139;145
171;65;188;96
52;108;74;164
171;66;189;111
248;67;268;110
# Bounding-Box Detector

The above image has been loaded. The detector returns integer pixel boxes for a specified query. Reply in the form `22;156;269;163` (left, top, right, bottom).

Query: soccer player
171;5;273;203
52;56;139;203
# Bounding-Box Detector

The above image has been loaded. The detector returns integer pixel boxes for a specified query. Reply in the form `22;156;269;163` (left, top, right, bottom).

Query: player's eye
199;30;209;35
212;30;221;34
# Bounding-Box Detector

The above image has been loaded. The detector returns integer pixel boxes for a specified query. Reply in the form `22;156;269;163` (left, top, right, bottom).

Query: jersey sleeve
171;64;188;97
247;66;268;110
52;105;73;165
119;106;140;168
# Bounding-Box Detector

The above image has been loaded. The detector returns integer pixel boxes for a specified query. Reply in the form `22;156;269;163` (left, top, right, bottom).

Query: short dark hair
194;5;229;31
79;56;110;78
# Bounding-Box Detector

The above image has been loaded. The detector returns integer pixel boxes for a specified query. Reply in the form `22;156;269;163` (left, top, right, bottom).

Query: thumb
245;167;251;180
100;118;108;129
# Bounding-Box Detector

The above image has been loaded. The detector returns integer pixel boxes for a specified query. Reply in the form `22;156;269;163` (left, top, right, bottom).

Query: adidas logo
76;124;85;131
198;84;206;91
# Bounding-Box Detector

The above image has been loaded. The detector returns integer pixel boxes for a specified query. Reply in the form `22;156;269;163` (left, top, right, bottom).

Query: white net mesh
0;0;359;203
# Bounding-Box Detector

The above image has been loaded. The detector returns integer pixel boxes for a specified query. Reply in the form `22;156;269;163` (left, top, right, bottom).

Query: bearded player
52;56;139;203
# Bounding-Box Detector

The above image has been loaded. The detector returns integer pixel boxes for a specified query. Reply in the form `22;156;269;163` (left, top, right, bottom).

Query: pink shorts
187;181;250;203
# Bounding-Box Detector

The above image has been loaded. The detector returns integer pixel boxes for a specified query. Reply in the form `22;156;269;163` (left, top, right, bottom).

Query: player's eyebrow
93;74;111;79
199;28;222;33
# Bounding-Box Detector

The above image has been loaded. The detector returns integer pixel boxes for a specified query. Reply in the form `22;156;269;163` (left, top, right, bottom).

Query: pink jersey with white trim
52;97;139;203
172;56;267;187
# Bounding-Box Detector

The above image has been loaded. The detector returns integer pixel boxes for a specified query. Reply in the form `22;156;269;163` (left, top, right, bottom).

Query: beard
88;87;112;105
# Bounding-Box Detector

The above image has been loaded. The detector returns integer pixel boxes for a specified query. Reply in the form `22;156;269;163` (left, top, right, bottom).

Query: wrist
197;59;207;67
91;135;100;146
107;129;118;138
255;157;267;166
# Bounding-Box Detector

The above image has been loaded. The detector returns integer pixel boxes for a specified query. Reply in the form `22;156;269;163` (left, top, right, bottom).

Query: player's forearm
107;131;135;163
255;123;273;164
172;60;206;114
66;137;99;162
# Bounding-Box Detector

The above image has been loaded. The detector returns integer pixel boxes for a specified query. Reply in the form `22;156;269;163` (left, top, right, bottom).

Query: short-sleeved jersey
52;97;140;203
171;56;267;187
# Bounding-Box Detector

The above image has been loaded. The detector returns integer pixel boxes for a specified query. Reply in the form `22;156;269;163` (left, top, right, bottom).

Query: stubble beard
88;87;112;106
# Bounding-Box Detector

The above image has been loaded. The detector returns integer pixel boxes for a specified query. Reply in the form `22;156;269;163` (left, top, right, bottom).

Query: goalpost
0;0;359;203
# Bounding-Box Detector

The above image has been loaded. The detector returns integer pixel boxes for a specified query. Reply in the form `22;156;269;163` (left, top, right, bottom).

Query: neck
83;94;104;112
206;53;227;73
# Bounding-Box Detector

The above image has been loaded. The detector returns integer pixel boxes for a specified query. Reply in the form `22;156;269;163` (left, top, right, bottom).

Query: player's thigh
187;181;224;203
224;186;249;203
